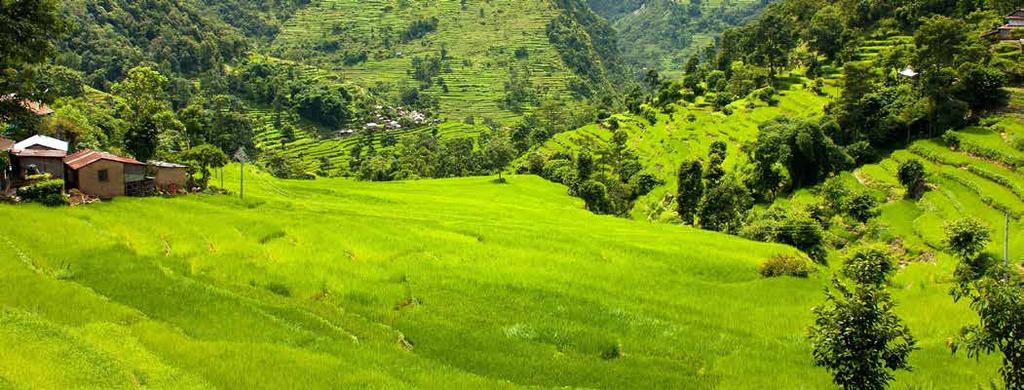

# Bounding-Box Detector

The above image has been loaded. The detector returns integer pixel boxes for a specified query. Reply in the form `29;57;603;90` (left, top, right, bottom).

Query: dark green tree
579;179;610;214
179;144;229;189
698;175;751;233
809;246;917;390
897;160;927;200
0;0;67;125
677;159;704;225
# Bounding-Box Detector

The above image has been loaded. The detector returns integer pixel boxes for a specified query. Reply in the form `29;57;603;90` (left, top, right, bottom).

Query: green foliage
699;175;750;233
179;144;230;189
952;264;1024;390
742;205;827;263
676;160;704;225
841;246;895;286
747;117;852;198
259;149;311;180
944;217;992;263
897;159;927;200
0;0;67;130
16;178;67;207
846;192;880;223
758;254;813;278
578;179;610;214
810;246;917;390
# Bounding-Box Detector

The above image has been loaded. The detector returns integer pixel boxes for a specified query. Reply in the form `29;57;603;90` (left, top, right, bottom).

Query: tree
897;160;927;200
807;6;847;62
577;151;594;180
846;192;880;223
113;67;174;161
481;129;516;180
705;141;728;184
676;159;704;225
0;0;67;123
179;144;228;189
698;175;751;233
809;246;917;390
944;217;991;263
951;264;1024;390
579;180;610;214
747;12;795;79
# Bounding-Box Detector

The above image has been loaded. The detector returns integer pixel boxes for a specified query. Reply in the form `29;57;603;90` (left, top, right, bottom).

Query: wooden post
1004;212;1010;267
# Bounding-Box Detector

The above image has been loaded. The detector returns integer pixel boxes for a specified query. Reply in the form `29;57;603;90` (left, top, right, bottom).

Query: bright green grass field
0;168;999;388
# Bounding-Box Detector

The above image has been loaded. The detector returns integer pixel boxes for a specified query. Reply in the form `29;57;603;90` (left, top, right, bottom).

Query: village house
985;9;1024;41
9;135;69;182
64;149;147;199
149;161;188;192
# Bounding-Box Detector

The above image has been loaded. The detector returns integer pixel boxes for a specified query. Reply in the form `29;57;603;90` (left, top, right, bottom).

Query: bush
265;282;291;297
943;130;961;149
17;179;68;206
758;255;813;278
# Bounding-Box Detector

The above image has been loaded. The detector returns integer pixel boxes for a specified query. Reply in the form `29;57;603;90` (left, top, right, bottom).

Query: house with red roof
64;149;148;199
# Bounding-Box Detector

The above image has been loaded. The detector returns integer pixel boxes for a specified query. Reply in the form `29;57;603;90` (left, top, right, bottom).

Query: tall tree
676;159;704;225
747;12;795;79
0;0;67;131
809;246;917;390
113;67;175;161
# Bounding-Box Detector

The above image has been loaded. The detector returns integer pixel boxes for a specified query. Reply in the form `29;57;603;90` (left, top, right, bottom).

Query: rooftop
149;161;188;169
11;149;67;158
13;135;68;152
65;149;144;170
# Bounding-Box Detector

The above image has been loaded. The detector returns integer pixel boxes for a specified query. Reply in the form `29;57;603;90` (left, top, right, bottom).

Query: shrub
1013;137;1024;152
601;342;623;360
265;282;291;297
17;179;68;206
758;255;813;278
943;130;961;149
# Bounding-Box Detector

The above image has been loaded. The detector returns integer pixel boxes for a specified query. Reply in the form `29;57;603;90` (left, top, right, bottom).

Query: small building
13;135;68;152
985;9;1024;41
148;161;188;192
64;149;147;199
9;135;70;182
0;95;54;117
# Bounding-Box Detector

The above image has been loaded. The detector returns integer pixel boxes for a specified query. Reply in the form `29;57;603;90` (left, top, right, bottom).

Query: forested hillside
588;0;774;74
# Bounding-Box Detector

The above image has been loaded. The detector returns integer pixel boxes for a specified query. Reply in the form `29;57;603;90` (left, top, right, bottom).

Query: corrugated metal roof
14;135;68;152
65;149;144;170
11;149;67;158
148;160;188;168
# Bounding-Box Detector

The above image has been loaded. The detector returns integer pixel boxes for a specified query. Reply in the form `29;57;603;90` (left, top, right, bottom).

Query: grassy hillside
529;72;840;219
794;87;1024;261
0;170;1000;388
268;0;599;123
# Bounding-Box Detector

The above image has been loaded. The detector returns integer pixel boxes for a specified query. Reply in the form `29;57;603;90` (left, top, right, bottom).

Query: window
98;169;109;182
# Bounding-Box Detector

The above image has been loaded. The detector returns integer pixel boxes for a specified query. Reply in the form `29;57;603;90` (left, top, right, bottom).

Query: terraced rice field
247;105;485;176
530;73;841;220
0;170;1000;388
847;88;1024;258
270;0;577;123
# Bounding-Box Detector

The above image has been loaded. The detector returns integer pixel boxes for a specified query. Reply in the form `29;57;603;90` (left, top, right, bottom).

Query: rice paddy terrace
0;169;1001;388
268;0;580;123
837;87;1024;261
529;73;841;220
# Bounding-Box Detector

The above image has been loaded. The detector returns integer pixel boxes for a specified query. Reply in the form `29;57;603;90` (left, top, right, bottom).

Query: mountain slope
267;0;623;122
0;172;998;388
588;0;773;74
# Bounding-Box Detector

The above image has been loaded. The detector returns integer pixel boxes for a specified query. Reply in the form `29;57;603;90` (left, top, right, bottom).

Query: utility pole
234;148;248;200
1004;212;1010;267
